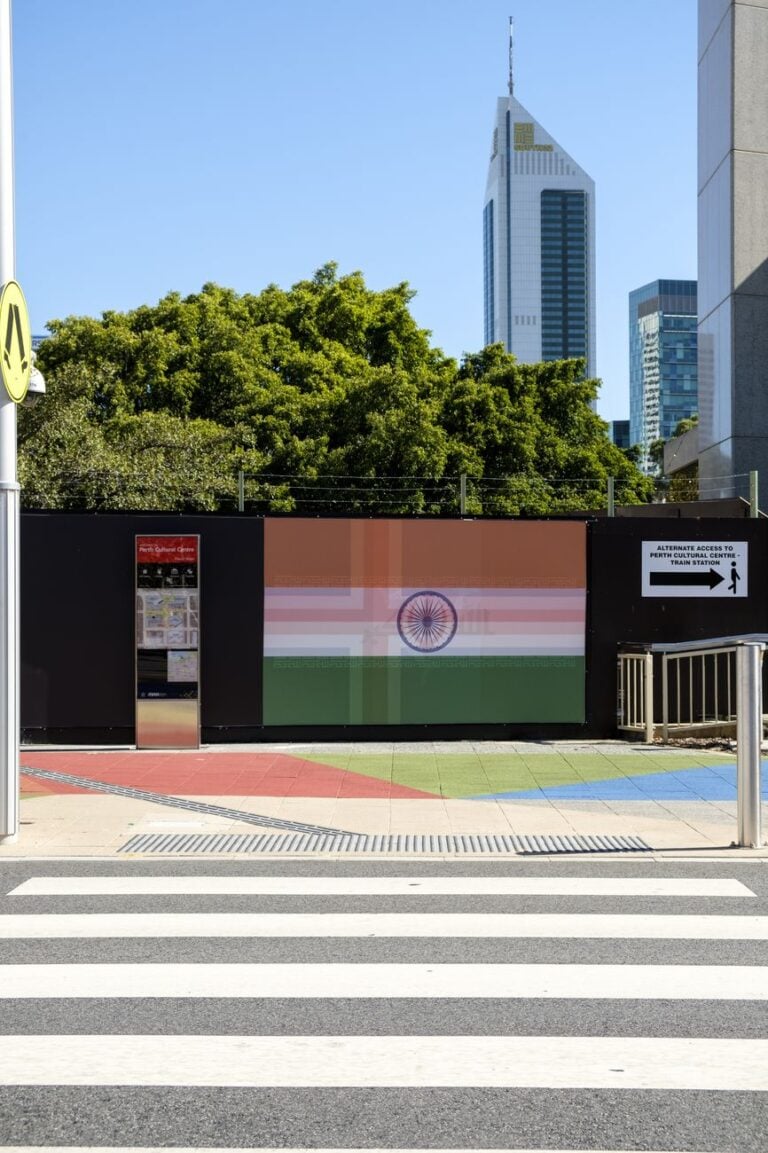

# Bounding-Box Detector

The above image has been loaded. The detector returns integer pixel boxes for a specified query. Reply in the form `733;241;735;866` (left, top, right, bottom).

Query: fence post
237;470;245;513
750;470;759;518
644;652;654;744
459;473;467;517
736;642;763;848
607;477;615;518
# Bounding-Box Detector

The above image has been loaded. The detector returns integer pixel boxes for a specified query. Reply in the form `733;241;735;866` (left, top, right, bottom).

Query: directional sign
0;280;31;403
641;541;748;598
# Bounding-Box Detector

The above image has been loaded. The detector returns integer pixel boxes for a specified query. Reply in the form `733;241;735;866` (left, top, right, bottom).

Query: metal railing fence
19;470;644;517
661;646;737;742
617;652;654;744
617;635;765;848
19;465;762;517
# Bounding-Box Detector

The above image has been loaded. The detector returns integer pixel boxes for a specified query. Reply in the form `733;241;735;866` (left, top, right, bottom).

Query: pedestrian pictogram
0;280;31;403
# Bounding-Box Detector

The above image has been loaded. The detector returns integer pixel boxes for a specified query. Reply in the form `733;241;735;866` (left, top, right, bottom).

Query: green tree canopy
22;264;653;514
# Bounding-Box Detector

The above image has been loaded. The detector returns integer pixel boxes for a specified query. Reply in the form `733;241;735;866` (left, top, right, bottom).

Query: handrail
621;633;768;655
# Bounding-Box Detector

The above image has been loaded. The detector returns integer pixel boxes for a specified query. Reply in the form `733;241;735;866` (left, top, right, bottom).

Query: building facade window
483;200;495;346
540;189;588;363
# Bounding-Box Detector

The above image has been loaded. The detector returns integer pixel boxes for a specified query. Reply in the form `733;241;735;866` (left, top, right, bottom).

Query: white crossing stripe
1;912;767;938
0;962;764;1000
7;876;755;898
1;1035;766;1089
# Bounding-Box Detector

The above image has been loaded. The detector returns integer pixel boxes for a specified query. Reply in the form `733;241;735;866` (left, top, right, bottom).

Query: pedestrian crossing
11;875;753;896
2;1033;767;1090
2;961;765;999
2;910;767;938
0;866;765;1151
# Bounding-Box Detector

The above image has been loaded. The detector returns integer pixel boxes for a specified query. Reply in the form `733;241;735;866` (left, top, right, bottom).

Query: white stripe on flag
264;586;585;657
264;634;585;656
265;587;586;611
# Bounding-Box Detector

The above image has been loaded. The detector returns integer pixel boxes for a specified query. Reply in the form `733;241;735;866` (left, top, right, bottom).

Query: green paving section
308;750;737;798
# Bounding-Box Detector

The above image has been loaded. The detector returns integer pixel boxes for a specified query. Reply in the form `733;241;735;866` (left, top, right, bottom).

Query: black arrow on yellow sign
3;302;27;374
650;568;725;590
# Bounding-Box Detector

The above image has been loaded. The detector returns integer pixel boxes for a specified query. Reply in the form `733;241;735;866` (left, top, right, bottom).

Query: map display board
263;519;586;725
135;535;200;747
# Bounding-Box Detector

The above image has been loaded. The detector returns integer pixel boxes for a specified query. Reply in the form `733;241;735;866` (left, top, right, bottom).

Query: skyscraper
483;22;596;377
629;280;698;473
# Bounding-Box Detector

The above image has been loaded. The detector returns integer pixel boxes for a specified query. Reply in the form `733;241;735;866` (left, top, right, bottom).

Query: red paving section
19;751;438;800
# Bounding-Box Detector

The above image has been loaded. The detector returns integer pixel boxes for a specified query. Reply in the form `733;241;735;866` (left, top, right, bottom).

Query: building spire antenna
508;16;514;95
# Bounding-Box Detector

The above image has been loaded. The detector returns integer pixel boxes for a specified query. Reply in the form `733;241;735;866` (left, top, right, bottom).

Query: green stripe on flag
263;656;584;725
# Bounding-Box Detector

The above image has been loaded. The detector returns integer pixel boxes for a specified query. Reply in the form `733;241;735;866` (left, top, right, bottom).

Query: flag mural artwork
263;519;586;725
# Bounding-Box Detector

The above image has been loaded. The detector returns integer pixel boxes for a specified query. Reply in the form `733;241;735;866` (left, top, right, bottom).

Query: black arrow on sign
3;303;27;372
649;568;725;590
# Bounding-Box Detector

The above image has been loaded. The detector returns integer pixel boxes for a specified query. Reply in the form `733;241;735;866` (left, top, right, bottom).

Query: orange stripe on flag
265;519;586;589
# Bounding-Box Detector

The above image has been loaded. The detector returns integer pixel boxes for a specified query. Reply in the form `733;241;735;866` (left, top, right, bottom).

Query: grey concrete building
698;0;768;498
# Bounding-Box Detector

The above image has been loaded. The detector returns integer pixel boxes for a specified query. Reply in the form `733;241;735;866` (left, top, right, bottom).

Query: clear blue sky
13;0;697;424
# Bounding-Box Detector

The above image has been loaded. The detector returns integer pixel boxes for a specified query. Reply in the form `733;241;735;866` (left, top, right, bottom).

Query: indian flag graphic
263;519;586;725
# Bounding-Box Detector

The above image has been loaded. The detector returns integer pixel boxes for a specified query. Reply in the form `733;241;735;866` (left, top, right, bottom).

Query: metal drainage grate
119;831;651;855
512;833;651;854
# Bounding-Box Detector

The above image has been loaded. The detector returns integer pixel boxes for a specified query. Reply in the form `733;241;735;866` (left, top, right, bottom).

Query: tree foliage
647;413;700;504
22;264;653;514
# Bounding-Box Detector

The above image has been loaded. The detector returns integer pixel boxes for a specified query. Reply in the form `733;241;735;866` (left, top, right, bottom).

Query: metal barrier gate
617;635;765;848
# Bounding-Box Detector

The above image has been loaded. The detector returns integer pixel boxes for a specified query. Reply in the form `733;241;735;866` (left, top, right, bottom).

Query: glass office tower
483;76;595;377
628;280;698;473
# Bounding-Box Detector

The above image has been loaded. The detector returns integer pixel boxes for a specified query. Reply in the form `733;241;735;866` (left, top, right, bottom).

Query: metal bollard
736;642;763;848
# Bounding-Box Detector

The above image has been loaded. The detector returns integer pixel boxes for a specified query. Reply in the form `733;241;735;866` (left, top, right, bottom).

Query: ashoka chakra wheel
396;590;458;653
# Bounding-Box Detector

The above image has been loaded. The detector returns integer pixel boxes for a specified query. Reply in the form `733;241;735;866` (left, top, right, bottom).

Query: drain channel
119;831;651;855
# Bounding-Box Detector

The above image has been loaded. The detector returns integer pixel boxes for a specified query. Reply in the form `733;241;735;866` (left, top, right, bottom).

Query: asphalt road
0;856;766;1152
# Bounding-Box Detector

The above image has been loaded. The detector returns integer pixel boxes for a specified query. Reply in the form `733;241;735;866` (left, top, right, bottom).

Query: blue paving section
475;763;768;802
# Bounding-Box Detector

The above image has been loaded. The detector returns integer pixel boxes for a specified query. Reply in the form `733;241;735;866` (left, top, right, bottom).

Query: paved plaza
3;740;766;857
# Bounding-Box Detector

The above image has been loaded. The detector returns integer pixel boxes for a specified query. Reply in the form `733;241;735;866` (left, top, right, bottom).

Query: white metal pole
736;642;763;849
0;0;18;841
644;651;654;744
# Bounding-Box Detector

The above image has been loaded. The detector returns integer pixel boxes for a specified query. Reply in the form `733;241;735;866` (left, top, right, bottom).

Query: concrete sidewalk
3;739;767;858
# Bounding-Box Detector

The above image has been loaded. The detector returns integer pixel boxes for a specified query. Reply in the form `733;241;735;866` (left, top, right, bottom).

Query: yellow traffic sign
0;280;31;403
